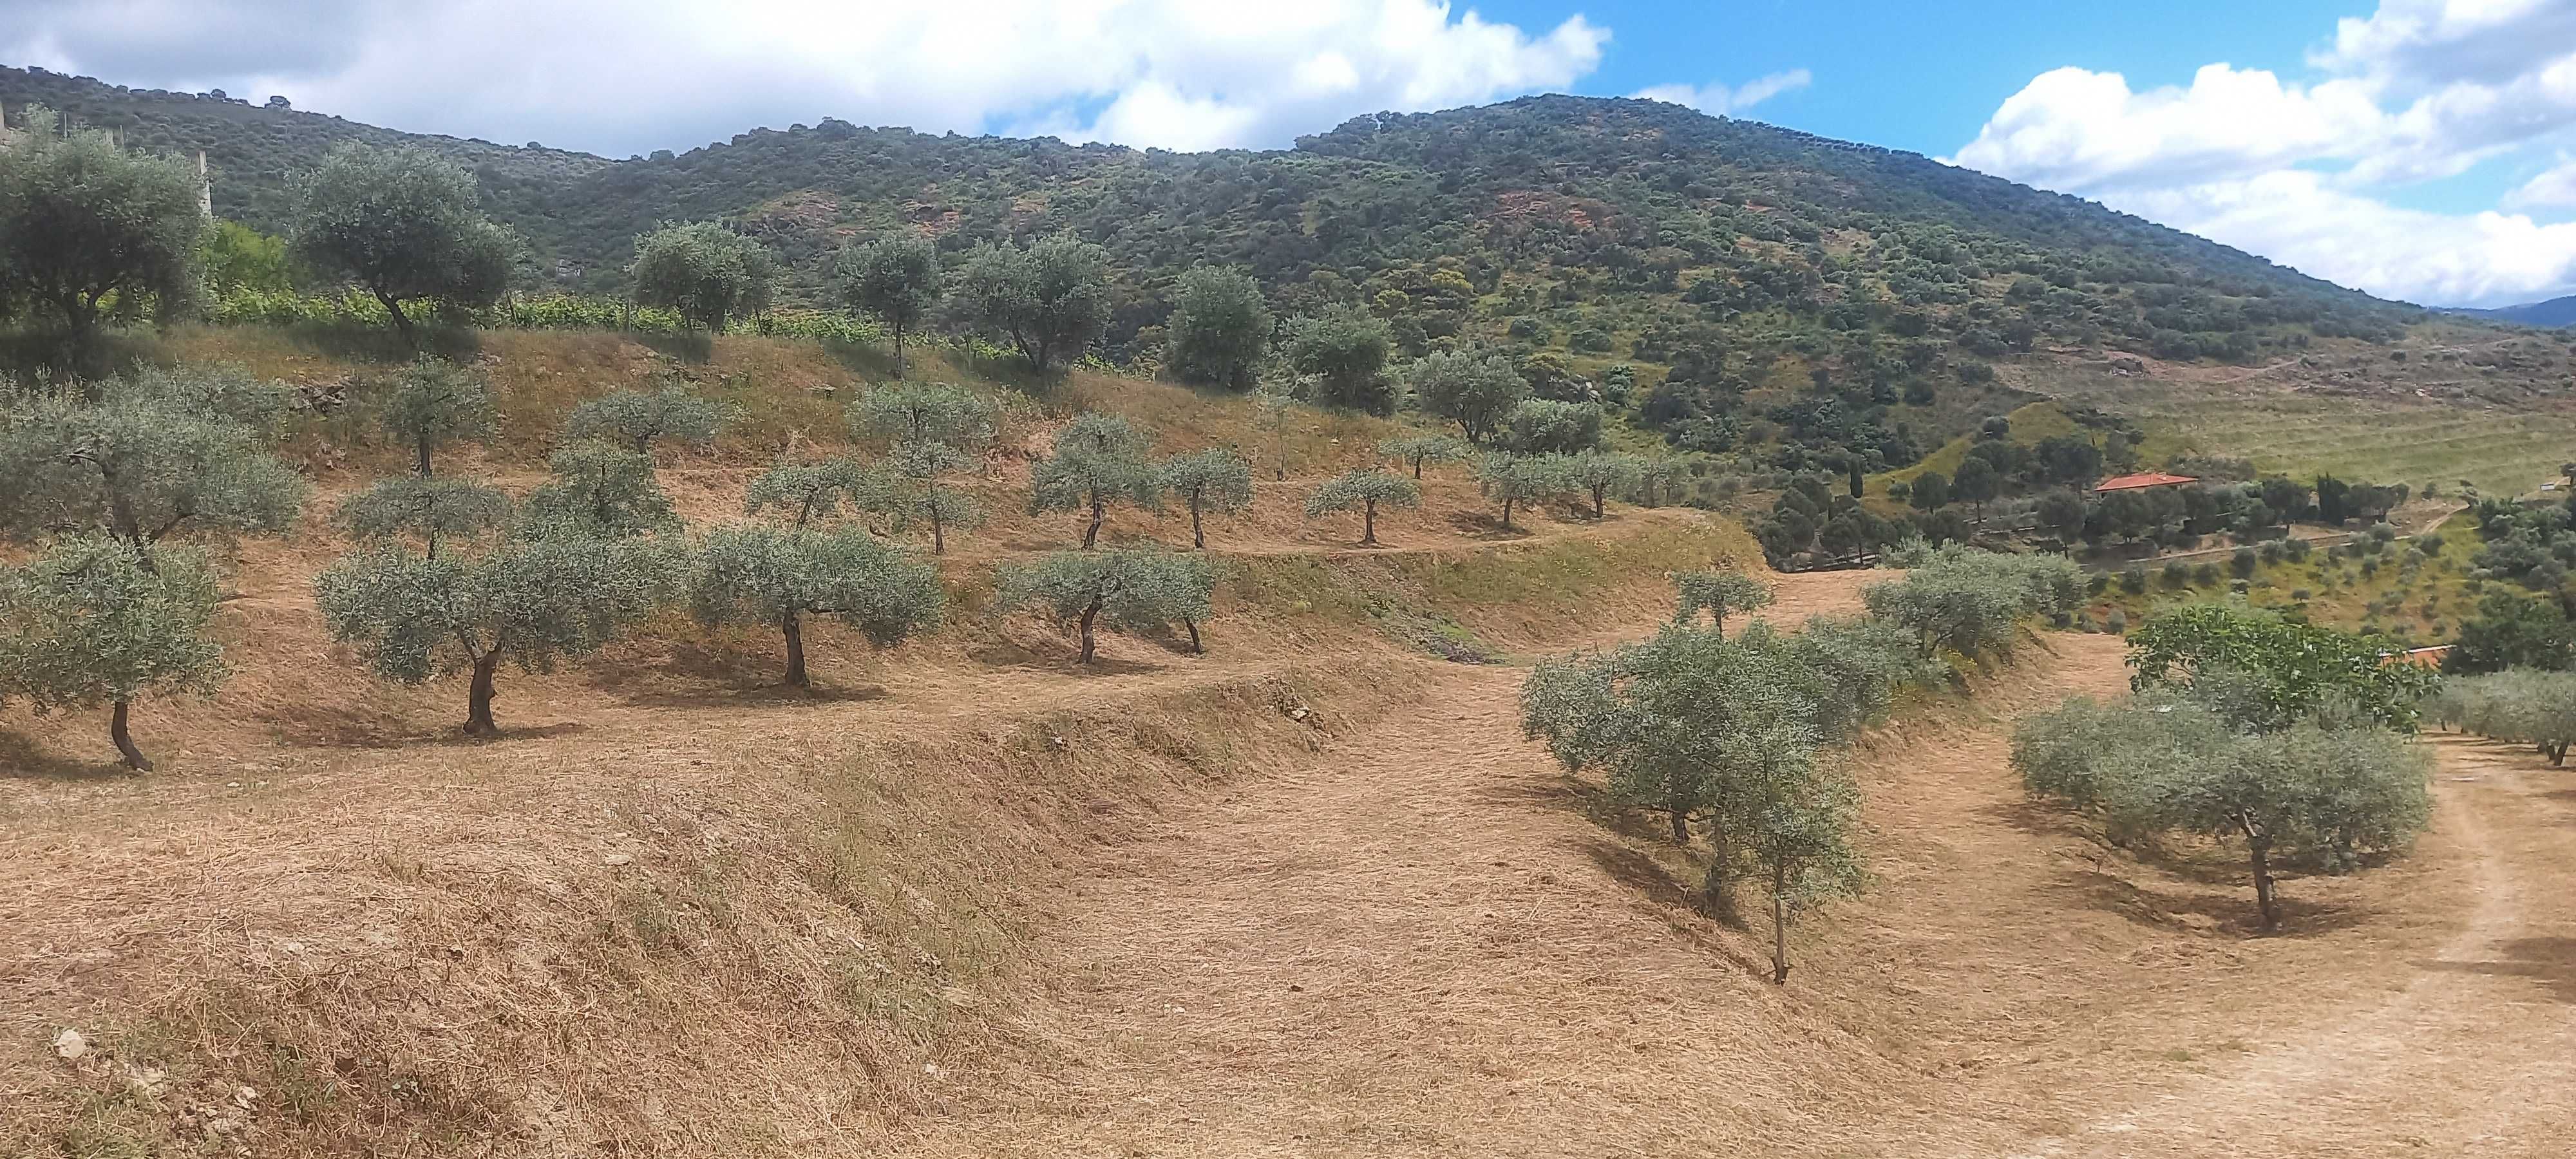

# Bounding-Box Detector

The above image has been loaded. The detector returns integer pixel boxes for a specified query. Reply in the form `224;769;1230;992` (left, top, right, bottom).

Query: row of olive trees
2012;603;2438;932
2430;669;2576;765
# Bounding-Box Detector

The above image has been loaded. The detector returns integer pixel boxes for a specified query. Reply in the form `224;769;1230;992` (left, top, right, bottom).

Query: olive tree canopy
0;123;207;353
0;536;227;771
629;221;775;333
290;142;518;344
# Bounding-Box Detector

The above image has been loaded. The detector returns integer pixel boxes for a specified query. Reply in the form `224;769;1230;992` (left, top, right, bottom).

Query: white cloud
1;0;1609;156
1633;69;1812;117
1950;0;2576;305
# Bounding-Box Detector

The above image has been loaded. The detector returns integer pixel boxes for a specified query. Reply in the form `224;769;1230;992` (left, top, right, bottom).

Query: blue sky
10;0;2576;306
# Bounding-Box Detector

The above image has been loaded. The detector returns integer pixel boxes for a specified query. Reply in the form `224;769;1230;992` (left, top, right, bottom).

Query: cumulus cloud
1631;69;1812;117
1949;0;2576;306
0;0;1609;156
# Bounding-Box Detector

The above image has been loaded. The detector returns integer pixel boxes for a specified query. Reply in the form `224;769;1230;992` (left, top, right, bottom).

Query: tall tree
1030;412;1161;549
1000;549;1215;663
1951;455;2000;525
1305;468;1422;547
1285;307;1396;414
958;236;1111;374
1157;448;1256;549
0;122;206;356
1497;399;1604;455
629;221;775;334
0;364;308;560
847;383;998;554
833;233;943;375
0;536;227;771
1409;348;1530;445
1166;266;1271;390
379;355;497;476
289;142;518;346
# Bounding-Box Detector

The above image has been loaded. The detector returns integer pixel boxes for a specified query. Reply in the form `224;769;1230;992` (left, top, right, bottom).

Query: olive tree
1030;412;1161;549
1166;266;1271;390
1157;448;1255;549
1378;433;1470;479
833;233;943;375
1741;747;1865;985
629;221;775;333
1498;399;1604;455
1285;307;1396;415
314;534;674;735
1408;348;1528;445
0;364;308;558
743;458;887;530
0;123;206;353
2441;670;2576;764
848;383;997;553
1305;468;1421;547
1000;549;1216;663
564;383;730;453
1566;450;1642;519
0;536;225;770
1473;452;1576;533
1862;543;2080;659
519;444;681;540
290;142;518;345
379;355;497;476
687;522;942;688
958;236;1110;374
1674;570;1774;637
336;476;511;559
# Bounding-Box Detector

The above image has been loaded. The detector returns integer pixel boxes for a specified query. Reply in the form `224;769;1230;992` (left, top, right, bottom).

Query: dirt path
2003;733;2576;1158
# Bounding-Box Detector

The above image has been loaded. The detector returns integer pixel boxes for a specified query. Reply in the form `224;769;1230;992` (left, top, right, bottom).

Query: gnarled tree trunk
782;609;809;688
1077;598;1103;664
465;653;502;736
109;699;153;772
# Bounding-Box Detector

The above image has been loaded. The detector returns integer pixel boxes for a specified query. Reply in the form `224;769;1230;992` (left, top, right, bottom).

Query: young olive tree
958;236;1111;374
336;476;511;560
564;382;730;454
1166;266;1271;390
1408;348;1528;445
1473;452;1575;534
1566;450;1643;519
743;458;887;531
1378;433;1470;479
1741;744;1865;985
314;534;674;735
0;536;225;771
687;523;942;688
833;233;943;375
0;123;206;355
848;383;997;554
1030;412;1161;549
629;221;776;334
379;355;497;476
290;142;519;346
1674;570;1775;637
1305;468;1421;547
519;444;681;540
0;364;309;560
1001;549;1216;663
1157;448;1255;549
1861;543;2081;659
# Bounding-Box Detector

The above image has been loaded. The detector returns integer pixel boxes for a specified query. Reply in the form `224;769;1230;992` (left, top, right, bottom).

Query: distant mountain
2452;296;2576;328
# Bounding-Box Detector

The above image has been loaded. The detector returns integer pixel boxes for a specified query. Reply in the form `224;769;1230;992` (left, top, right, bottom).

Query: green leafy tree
687;522;942;688
848;383;998;554
1565;450;1642;518
1166;266;1271;390
1861;543;2080;659
0;536;225;770
289;142;518;345
336;476;509;559
379;355;497;476
1157;448;1255;549
1286;307;1396;415
1674;570;1774;637
1498;399;1604;455
1743;748;1865;985
959;236;1111;373
0;124;207;352
519;444;681;540
2445;592;2576;674
199;219;292;294
1378;433;1470;479
564;382;730;453
1000;549;1215;663
629;221;775;334
1408;348;1529;445
1473;452;1575;533
2440;670;2576;764
743;458;888;530
1030;412;1160;549
833;233;942;375
1305;467;1422;547
2034;487;2088;548
2127;602;2436;731
1908;471;1950;511
0;364;308;558
315;535;674;735
1951;455;2000;525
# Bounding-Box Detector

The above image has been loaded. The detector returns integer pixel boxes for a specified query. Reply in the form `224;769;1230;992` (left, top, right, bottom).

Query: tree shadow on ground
285;322;481;364
2056;865;2373;938
2419;937;2576;1003
1445;511;1535;541
634;331;712;364
965;640;1165;676
0;730;133;782
617;684;891;710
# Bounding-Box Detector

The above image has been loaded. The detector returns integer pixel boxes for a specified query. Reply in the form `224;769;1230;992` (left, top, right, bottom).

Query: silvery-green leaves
0;364;308;549
1303;468;1420;518
999;549;1214;636
688;523;942;645
564;382;731;453
0;536;227;711
315;534;677;684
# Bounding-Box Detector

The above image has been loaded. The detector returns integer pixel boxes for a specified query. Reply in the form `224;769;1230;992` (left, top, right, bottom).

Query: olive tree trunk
782;609;809;688
466;653;502;736
1077;599;1102;664
1083;492;1106;549
1361;498;1379;546
1770;863;1792;986
109;699;154;772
